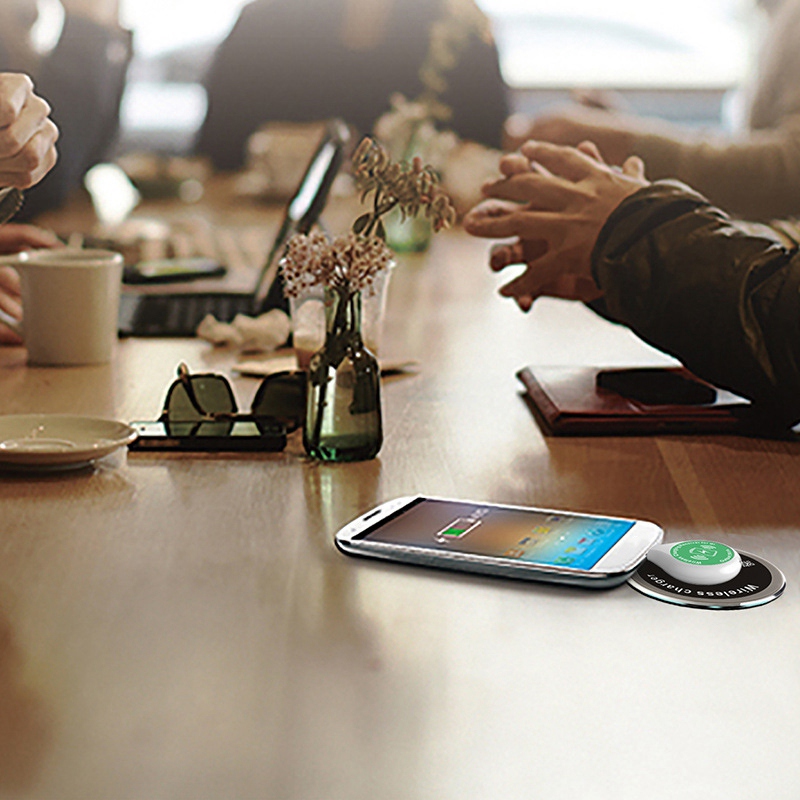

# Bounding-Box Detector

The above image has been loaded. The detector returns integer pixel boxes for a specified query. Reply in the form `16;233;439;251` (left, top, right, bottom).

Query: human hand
463;140;648;311
0;223;61;344
571;88;631;112
504;106;638;166
0;73;59;189
0;265;22;344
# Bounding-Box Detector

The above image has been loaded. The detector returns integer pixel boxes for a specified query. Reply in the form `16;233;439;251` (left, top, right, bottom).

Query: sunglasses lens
252;372;306;431
165;375;237;421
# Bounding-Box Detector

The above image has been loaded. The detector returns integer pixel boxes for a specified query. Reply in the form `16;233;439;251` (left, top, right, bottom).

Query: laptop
118;119;349;337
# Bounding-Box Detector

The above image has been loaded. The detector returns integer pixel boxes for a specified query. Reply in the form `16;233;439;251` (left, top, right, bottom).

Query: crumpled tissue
196;309;291;352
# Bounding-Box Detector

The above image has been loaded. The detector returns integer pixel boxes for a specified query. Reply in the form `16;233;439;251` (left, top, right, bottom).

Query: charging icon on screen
435;517;482;542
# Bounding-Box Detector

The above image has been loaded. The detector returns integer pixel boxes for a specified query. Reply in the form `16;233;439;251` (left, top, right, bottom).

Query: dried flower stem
352;137;456;237
281;137;455;300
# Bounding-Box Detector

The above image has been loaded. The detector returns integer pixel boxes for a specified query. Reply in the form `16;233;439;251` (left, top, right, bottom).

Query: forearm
590;180;800;426
632;117;800;220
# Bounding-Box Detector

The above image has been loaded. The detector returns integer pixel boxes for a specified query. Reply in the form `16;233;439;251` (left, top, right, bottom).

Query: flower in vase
352;137;457;236
281;229;394;300
281;136;456;299
281;137;456;462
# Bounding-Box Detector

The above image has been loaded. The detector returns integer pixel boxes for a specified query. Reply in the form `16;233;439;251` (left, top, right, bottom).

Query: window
116;0;757;151
479;0;754;88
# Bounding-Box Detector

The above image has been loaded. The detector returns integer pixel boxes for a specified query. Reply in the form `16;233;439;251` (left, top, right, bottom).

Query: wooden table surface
1;192;799;799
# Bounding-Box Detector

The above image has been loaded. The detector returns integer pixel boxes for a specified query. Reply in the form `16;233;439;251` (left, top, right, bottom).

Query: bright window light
478;0;754;88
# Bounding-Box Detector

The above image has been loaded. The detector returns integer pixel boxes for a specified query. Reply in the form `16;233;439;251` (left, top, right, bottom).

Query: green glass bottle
303;287;383;461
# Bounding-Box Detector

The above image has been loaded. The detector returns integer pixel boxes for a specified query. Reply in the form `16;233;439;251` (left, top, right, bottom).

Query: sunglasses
159;363;306;437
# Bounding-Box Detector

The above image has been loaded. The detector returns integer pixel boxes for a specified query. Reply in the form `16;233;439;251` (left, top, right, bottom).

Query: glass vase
303;287;383;462
383;206;432;253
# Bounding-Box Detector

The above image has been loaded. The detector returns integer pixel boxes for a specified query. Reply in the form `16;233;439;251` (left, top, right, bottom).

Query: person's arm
507;105;800;221
622;117;800;221
464;140;800;427
18;1;132;218
590;180;800;425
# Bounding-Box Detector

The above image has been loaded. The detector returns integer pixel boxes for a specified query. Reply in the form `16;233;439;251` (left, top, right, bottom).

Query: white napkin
196;309;291;353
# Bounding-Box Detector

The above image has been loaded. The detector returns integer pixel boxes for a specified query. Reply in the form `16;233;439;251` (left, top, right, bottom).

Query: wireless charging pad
628;549;786;610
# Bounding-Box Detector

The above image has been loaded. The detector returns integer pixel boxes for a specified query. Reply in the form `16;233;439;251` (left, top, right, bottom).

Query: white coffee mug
0;248;123;366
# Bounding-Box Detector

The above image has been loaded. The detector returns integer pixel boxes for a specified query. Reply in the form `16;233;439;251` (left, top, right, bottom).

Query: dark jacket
196;0;509;171
590;181;800;427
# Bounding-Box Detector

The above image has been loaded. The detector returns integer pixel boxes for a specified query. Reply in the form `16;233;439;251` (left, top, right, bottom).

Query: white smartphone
335;496;663;588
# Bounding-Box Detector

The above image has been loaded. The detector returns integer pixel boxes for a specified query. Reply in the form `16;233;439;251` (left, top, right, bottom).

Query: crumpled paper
196;309;291;352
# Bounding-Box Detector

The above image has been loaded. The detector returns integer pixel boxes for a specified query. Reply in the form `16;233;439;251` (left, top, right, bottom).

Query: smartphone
128;419;286;452
335;496;663;588
123;257;227;285
596;367;718;406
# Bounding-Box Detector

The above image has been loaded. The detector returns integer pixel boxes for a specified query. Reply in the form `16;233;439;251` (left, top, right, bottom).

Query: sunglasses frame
159;363;306;435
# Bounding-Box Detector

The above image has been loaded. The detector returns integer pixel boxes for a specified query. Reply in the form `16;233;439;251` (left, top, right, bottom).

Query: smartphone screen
596;367;717;406
123;257;227;284
128;420;286;452
355;498;635;571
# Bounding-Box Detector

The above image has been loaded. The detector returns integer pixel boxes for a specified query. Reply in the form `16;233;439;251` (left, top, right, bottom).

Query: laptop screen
252;119;349;310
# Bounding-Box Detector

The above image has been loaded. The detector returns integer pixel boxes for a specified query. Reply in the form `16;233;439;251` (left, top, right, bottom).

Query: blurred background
31;0;753;156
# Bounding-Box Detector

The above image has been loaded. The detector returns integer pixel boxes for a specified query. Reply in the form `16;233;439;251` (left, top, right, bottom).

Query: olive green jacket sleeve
589;181;800;427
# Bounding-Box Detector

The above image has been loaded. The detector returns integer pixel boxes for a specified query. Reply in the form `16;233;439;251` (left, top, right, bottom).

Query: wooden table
1;198;799;799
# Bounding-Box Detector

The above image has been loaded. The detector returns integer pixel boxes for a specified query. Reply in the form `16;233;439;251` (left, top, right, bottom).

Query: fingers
0;73;59;189
498;251;564;302
0;120;59;188
0;223;61;254
489;241;524;271
0;264;22;344
462;198;522;239
514;295;534;313
576;140;604;163
0;265;20;298
466;198;576;250
622;154;646;180
481;170;578;210
519;140;601;182
0;74;33;130
498;152;533;178
489;238;548;272
0;92;51;159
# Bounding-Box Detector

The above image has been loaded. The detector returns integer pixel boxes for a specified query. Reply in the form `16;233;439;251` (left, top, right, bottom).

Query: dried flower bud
281;230;393;299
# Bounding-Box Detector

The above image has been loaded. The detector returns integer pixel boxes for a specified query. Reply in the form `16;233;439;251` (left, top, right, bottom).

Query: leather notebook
516;365;751;436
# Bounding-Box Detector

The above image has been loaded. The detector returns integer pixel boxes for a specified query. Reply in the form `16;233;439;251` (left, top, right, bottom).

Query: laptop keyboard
114;217;272;337
120;292;256;337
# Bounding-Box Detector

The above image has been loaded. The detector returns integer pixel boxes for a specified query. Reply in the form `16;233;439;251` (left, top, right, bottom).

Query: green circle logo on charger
670;541;735;566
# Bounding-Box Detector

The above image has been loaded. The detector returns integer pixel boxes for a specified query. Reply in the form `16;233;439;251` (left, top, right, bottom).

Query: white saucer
0;414;137;470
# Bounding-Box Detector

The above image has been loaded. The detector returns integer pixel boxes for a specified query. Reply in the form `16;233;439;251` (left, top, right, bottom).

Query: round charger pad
628;549;786;609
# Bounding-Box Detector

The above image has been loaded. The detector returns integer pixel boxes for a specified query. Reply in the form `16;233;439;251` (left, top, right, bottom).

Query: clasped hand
0;73;59;189
463;140;647;311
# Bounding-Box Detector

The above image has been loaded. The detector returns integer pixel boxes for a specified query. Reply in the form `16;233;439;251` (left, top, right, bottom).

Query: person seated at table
0;71;61;344
0;0;132;220
463;138;800;428
195;0;509;171
504;0;800;221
